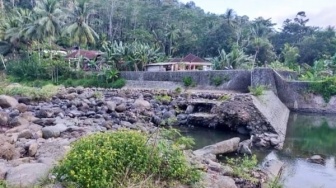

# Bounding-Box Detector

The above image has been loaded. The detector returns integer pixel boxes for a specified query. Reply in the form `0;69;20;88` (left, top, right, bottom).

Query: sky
179;0;336;28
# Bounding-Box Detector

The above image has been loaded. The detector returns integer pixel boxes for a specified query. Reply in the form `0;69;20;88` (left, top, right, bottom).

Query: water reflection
182;113;336;188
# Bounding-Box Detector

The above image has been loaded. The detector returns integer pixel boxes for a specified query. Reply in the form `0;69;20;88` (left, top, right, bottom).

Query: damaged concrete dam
122;68;293;149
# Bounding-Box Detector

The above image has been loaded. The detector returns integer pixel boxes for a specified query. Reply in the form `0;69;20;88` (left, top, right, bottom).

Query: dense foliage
1;0;336;68
53;130;200;188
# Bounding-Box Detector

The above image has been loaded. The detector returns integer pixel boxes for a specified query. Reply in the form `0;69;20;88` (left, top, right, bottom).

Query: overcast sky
179;0;336;28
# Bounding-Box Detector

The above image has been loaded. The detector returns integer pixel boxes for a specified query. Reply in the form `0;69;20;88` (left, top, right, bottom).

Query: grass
155;94;172;103
267;175;283;188
225;154;258;183
0;84;60;100
218;94;231;101
248;85;266;96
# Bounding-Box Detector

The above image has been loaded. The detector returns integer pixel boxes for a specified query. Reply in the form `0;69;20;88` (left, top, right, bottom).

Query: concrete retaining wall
121;70;251;92
274;71;336;113
121;69;336;114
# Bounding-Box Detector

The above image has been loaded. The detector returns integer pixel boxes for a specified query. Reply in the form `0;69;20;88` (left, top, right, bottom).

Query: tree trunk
0;0;3;9
108;0;115;40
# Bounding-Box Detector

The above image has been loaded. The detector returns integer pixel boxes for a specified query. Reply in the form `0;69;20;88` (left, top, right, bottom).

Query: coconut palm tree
63;0;99;47
165;24;180;56
223;8;236;27
30;0;64;44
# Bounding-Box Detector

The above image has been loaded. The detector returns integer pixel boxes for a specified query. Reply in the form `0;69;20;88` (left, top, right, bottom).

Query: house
66;50;104;61
145;53;212;72
65;50;105;70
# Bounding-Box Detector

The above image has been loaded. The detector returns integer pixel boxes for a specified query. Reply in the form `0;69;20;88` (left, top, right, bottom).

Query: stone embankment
0;87;286;187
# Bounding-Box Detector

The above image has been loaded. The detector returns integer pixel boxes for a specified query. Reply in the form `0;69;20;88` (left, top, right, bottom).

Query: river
181;113;336;188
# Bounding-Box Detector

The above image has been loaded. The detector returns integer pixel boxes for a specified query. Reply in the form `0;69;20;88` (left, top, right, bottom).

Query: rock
18;97;32;105
79;91;94;99
133;98;151;109
16;103;28;113
121;121;136;129
0;95;19;108
28;142;38;157
64;93;78;100
9;117;29;128
207;160;224;172
9;157;31;167
185;105;194;114
152;115;163;125
36;139;71;165
36;108;54;118
115;103;127;112
162;111;175;119
307;155;325;165
270;137;281;146
112;97;126;105
203;174;237;188
0;137;17;160
0;163;7;180
238;139;252;155
18;129;34;139
33;118;56;126
0;111;9;126
20;112;38;122
6;163;51;188
262;159;284;180
222;165;234;176
42;126;61;139
106;101;116;112
194;137;240;156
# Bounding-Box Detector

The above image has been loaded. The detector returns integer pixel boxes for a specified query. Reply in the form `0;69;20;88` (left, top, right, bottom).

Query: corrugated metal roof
66;50;104;60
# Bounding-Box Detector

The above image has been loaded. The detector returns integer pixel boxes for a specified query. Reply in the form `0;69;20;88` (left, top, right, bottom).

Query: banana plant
104;68;119;83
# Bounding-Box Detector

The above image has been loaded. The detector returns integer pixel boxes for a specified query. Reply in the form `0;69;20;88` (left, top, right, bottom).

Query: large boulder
194;137;240;157
0;95;18;109
133;98;151;110
203;173;237;188
41;125;64;139
5;163;51;188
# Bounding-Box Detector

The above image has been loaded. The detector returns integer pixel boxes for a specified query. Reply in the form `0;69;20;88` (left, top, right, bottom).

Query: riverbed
182;113;336;188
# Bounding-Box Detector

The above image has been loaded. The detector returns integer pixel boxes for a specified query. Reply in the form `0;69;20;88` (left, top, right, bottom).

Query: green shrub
175;87;182;94
0;180;7;188
211;76;224;86
310;76;336;102
6;53;72;83
182;76;194;87
248;85;266;96
111;78;126;88
226;155;258;182
53;130;200;188
155;94;172;103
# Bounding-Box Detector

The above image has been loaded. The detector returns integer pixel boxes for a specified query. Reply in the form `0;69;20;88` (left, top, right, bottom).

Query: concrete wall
274;71;336;114
121;70;251;92
121;69;336;114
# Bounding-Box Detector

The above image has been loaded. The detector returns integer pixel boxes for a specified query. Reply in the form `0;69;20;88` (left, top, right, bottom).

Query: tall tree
29;0;63;44
63;0;99;47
